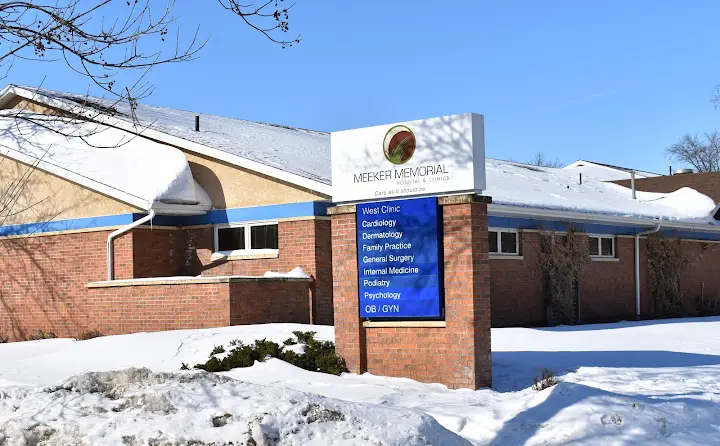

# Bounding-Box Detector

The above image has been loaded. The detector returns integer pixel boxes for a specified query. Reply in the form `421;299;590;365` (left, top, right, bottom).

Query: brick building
1;85;720;344
0;86;333;341
486;160;720;327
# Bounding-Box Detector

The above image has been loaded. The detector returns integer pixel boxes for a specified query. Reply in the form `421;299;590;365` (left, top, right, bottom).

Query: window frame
588;234;615;258
213;220;279;257
488;227;520;256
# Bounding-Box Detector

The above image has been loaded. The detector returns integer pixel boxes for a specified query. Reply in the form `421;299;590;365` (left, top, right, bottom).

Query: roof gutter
488;203;720;233
635;224;661;319
107;209;155;281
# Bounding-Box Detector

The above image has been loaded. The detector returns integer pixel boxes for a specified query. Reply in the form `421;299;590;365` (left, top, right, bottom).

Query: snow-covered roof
564;160;661;181
0;111;211;214
0;85;715;225
0;86;331;195
487;159;716;223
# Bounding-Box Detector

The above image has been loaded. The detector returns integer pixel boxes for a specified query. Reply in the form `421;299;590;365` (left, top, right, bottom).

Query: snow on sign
331;113;486;203
357;197;443;319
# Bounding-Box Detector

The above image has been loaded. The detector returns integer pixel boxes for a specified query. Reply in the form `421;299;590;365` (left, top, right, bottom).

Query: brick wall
612;172;720;202
330;197;492;390
490;232;545;327
229;280;311;325
678;240;720;315
0;224;317;341
85;282;231;333
488;232;720;325
183;218;333;325
132;228;186;278
579;236;640;323
490;232;651;326
84;278;311;335
0;229;132;341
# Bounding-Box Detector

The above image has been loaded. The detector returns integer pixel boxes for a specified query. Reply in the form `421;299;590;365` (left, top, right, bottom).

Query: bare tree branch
528;151;563;168
218;0;300;48
666;132;720;173
0;0;300;104
0;0;304;236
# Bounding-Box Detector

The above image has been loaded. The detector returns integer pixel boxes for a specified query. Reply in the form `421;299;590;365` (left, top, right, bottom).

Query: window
217;226;245;251
488;228;519;255
250;224;278;250
589;235;614;258
214;221;279;256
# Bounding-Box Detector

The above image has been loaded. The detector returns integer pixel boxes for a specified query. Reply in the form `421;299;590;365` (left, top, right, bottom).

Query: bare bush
532;368;560;391
76;330;103;341
25;329;57;341
539;229;589;324
647;235;688;317
528;152;563;168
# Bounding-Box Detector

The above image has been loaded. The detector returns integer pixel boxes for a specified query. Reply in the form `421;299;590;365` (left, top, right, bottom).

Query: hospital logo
383;125;416;165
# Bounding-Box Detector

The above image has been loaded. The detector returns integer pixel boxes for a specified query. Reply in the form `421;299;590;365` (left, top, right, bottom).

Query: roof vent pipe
631;171;636;200
673;168;694;175
195;115;200;132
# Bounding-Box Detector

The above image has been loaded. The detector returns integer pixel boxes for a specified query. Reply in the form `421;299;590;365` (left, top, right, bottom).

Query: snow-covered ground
1;319;720;445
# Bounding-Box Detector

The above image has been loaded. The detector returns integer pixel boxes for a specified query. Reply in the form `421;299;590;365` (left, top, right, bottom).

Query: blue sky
6;1;720;174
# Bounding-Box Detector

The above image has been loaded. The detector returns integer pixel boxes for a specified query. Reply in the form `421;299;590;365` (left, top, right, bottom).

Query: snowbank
3;320;720;444
0;368;467;445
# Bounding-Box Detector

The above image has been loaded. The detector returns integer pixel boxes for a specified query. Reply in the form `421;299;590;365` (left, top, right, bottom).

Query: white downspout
635;224;661;319
107;209;156;280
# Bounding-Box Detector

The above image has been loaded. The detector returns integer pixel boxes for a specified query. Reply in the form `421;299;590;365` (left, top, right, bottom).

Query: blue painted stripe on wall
658;229;720;242
0;201;330;236
0;214;135;237
134;214;179;226
313;201;331;217
178;201;326;226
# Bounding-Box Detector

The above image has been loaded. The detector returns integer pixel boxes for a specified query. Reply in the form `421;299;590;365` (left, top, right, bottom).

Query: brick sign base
329;195;492;389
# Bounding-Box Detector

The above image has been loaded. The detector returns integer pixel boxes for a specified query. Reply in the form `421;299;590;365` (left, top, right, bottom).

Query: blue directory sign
356;197;443;318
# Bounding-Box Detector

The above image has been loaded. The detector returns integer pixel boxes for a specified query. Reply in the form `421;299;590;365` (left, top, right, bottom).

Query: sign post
329;113;492;389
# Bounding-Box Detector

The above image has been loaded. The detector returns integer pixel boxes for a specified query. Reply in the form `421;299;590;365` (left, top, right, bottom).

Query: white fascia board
150;201;212;216
489;203;720;234
1;146;151;210
2;87;333;197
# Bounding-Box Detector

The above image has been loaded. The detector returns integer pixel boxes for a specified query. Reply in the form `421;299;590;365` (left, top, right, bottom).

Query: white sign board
331;113;485;203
